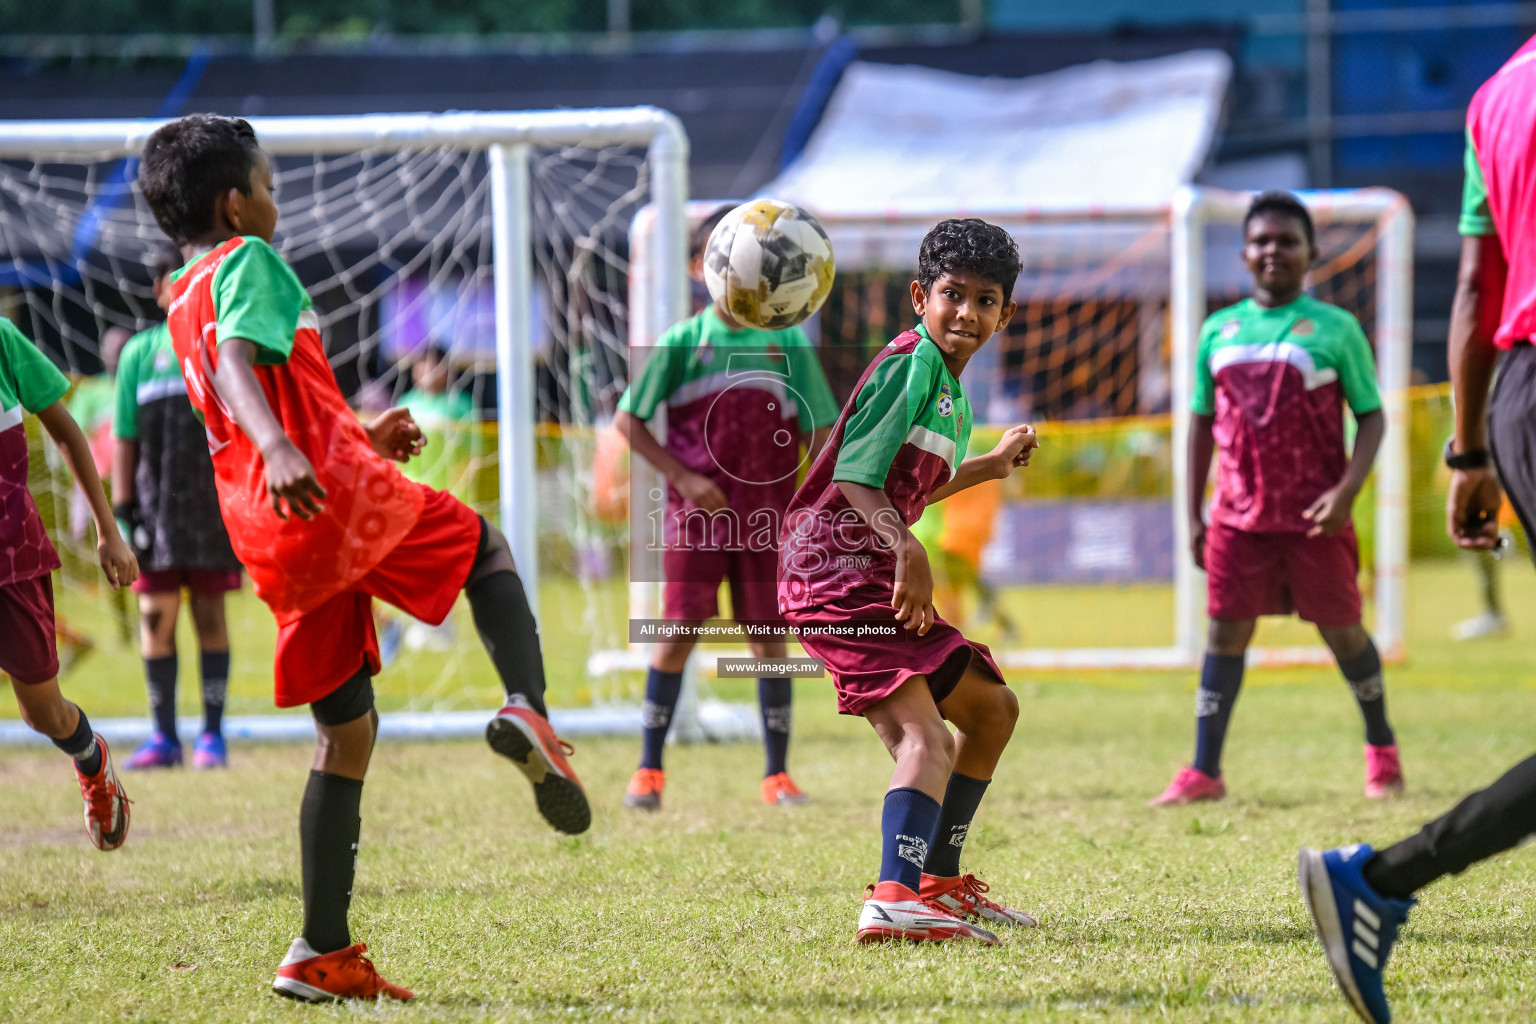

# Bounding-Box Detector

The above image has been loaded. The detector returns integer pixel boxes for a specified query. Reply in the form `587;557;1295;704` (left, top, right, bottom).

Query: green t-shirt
113;321;180;440
0;316;69;429
1460;127;1496;238
833;324;972;487
68;375;115;438
399;387;477;493
171;236;313;366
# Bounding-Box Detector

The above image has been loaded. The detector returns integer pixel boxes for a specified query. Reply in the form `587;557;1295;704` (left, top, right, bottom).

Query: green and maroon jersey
0;317;70;587
114;320;240;574
618;306;839;543
166;236;423;624
778;325;972;612
1193;294;1381;534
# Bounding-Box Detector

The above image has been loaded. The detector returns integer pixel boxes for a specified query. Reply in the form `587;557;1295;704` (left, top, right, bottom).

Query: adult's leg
138;589;182;743
301;665;377;954
189;590;230;737
463;520;548;717
1364;753;1536;899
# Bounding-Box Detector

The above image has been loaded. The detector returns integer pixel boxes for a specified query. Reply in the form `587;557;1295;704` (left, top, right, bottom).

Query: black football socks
879;787;942;892
1337;640;1394;747
923;772;990;878
465;568;549;718
1192;653;1244;778
51;704;102;776
200;649;229;736
757;676;792;777
145;653;178;743
639;668;684;771
299;770;363;955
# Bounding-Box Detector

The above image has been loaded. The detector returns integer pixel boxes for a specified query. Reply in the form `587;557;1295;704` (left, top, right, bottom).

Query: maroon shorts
1204;521;1362;628
663;544;783;626
784;584;1005;717
0;574;59;685
272;489;481;708
132;567;243;596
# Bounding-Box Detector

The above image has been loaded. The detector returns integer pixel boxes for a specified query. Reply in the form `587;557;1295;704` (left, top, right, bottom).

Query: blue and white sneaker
1298;845;1417;1024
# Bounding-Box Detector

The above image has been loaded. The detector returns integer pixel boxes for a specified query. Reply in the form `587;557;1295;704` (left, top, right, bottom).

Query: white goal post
0;107;778;747
611;185;1412;678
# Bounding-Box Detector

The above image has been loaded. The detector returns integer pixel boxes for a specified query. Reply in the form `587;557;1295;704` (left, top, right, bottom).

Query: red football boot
855;881;1001;945
74;735;129;851
486;695;591;834
272;939;413;1002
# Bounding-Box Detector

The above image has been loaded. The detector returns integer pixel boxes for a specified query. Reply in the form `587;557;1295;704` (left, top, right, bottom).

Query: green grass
4;560;1536;1021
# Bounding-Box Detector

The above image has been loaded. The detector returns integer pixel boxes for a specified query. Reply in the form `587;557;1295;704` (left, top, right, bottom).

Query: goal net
0;109;704;743
616;187;1411;681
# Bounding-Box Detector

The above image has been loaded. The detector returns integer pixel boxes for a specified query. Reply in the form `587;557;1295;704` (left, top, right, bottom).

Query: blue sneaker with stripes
1299;844;1416;1024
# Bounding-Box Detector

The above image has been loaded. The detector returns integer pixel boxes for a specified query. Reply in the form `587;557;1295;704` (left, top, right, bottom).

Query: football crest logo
1219;319;1241;340
937;383;954;418
1291;318;1315;336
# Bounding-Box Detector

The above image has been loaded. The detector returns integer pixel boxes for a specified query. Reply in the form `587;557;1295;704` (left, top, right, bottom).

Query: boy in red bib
140;114;589;1003
779;219;1039;943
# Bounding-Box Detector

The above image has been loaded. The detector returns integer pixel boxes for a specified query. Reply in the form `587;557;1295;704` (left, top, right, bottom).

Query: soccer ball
703;199;835;330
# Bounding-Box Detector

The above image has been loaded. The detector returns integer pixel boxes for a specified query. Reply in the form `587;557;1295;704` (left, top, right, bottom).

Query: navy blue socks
757;676;792;777
639;668;684;771
923;772;990;878
1192;653;1245;778
145;653;178;742
879;787;942;892
52;705;101;776
200;649;229;736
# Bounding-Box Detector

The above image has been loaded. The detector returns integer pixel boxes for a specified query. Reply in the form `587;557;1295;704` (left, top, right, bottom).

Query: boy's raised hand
263;437;327;521
98;530;139;589
366;406;427;463
893;534;935;635
991;423;1039;475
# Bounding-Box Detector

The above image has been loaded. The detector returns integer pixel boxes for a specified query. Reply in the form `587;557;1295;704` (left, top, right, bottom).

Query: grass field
4;560;1536;1022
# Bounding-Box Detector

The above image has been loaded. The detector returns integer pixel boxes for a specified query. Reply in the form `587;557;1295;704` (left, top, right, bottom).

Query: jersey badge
698;344;714;366
1219;319;1241;340
153;350;172;372
1291;318;1315;337
936;382;954;418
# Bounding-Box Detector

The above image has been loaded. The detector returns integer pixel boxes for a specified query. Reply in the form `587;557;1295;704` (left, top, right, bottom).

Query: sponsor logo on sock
640;701;673;730
896;833;929;868
1349;672;1384;702
763;706;792;734
947;823;970;848
1194;690;1222;717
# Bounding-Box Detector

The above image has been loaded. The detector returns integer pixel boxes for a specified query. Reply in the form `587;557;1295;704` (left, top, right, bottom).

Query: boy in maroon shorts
113;245;244;770
779;219;1039;944
615;204;839;810
1;314;138;850
139;114;589;1002
1150;191;1404;807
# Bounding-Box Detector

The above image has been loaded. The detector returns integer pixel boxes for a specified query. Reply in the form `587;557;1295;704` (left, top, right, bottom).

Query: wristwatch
1444;439;1491;471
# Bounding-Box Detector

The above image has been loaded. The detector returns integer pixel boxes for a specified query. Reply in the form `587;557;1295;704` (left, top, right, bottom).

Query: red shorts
0;574;59;685
132;567;243;596
1204;521;1362;628
272;488;481;708
663;544;783;625
784;584;1005;717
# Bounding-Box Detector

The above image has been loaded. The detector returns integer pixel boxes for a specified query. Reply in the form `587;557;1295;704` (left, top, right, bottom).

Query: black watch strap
1444;439;1491;470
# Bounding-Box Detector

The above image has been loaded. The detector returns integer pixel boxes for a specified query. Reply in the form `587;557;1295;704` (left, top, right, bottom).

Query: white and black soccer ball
703;199;835;331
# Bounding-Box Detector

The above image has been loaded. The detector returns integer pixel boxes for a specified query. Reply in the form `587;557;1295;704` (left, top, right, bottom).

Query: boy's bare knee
992;684;1020;730
904;721;955;771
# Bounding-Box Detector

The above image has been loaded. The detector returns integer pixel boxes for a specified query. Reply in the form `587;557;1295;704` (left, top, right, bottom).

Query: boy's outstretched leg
274;666;412;1004
11;677;128;851
1320;624;1403;798
919;665;1035;928
470;520;591;835
856;676;999;945
1151;618;1254;806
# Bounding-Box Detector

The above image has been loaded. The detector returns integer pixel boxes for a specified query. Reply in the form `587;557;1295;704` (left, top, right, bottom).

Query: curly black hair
917;218;1021;297
1244;190;1315;247
139;114;263;245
